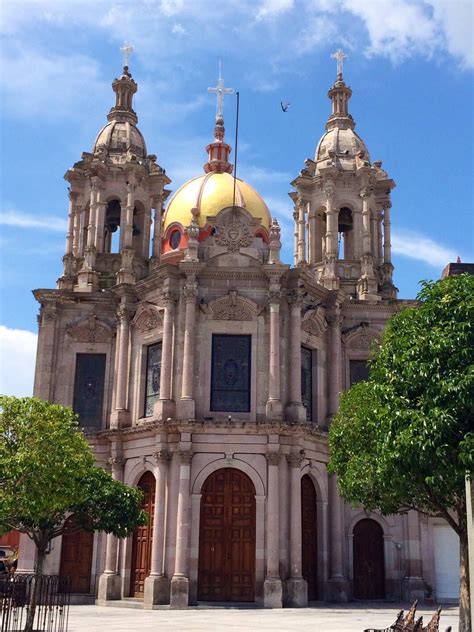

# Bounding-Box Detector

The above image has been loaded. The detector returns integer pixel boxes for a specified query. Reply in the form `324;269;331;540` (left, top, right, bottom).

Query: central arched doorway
130;471;156;597
301;474;318;600
198;468;256;602
353;518;385;599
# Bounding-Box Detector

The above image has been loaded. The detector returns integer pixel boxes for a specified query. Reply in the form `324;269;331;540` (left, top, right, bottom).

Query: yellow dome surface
163;172;271;231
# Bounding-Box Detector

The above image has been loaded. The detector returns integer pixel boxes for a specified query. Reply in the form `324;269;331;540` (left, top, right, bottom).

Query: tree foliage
329;274;473;631
0;396;146;541
329;274;473;526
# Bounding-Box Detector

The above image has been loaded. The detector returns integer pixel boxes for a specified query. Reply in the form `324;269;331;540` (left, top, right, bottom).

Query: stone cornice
33;288;117;307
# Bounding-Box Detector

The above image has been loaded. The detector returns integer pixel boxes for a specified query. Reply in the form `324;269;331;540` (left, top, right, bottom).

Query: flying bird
281;101;290;112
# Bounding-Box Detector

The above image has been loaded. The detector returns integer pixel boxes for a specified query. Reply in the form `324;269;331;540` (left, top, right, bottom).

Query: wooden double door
130;471;156;597
59;519;94;593
353;518;385;599
198;468;256;602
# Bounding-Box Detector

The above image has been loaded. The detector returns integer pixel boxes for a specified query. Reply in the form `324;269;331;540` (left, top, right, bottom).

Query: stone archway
353;518;385;599
130;471;156;597
197;467;256;602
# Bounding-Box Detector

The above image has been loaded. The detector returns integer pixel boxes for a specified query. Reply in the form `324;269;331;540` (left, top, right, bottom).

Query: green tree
329;275;473;632
0;396;146;632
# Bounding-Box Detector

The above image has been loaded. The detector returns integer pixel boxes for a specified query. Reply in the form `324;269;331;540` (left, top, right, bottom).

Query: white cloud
160;0;184;17
0;45;105;119
392;230;461;267
256;0;294;20
171;23;187;35
428;0;474;69
0;210;67;232
0;326;37;397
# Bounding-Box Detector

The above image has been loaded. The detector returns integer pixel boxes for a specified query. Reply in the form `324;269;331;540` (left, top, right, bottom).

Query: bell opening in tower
104;199;122;253
337;206;354;260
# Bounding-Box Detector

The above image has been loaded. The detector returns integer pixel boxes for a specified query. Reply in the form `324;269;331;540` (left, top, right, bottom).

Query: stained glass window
350;359;370;385
210;334;251;412
301;346;313;421
145;342;162;417
73;354;106;428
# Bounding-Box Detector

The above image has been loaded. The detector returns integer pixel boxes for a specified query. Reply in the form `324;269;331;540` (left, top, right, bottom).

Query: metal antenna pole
232;91;240;211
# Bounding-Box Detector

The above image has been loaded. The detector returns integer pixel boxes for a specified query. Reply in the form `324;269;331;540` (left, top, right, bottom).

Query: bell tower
291;50;397;301
58;51;171;292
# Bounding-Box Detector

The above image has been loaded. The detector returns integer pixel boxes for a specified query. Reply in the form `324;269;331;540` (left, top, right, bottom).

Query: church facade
18;58;458;608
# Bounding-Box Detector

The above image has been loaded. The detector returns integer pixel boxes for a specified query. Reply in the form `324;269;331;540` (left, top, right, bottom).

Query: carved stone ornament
153;449;172;464
132;302;163;333
215;210;254;252
287;451;305;468
178;450;193;465
302;307;328;338
266;452;281;466
67;315;114;343
206;290;260;321
344;323;381;350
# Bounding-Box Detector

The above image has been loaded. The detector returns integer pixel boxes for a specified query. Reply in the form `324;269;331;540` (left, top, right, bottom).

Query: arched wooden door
353;518;385;599
59;519;94;593
301;474;318;600
198;468;256;602
130;471;156;597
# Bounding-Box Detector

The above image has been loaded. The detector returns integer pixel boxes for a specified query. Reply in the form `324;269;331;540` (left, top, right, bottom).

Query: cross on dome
208;60;235;119
331;48;347;78
120;41;134;68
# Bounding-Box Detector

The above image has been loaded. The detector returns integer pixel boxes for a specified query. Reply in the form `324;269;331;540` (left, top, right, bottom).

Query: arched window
104;199;122;253
338;207;354;259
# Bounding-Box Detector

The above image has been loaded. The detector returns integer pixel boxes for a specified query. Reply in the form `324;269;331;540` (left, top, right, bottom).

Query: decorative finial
120;42;134;69
331;48;347;78
208;60;235;119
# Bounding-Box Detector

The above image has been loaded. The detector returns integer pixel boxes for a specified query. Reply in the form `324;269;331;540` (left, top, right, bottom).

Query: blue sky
0;0;473;396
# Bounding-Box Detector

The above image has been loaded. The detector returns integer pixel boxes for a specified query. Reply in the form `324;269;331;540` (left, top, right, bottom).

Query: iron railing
0;574;70;632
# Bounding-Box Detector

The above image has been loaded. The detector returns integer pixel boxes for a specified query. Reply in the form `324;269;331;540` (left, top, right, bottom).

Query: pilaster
170;449;193;609
264;451;283;608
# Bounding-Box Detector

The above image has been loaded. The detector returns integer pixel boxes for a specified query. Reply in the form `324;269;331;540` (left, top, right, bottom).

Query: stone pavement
67;603;459;632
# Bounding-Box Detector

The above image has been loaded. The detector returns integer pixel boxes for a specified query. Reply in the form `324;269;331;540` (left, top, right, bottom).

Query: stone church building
18;57;459;608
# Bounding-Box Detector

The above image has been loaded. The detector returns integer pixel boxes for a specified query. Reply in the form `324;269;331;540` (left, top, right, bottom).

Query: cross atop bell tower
204;62;235;174
331;48;347;79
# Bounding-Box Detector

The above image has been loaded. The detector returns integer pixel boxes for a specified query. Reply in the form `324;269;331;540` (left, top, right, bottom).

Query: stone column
60;191;78;287
76;178;100;290
296;197;306;265
111;305;131;428
308;210;318;264
144;450;172;608
264;452;283;608
293;208;298;266
155;292;176;420
33;306;57;400
403;511;425;600
178;280;198;419
328;310;343;417
322;185;339;290
383;202;392;264
72;199;81;258
360;187;372;256
65;190;75;256
98;455;125;603
151;194;163;260
266;289;282;420
170;450;193;609
118;181;135;284
285;291;306;421
286;452;308;607
95;195;106;254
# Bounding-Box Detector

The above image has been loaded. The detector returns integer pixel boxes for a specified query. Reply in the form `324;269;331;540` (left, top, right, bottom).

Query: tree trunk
459;531;471;632
23;541;47;632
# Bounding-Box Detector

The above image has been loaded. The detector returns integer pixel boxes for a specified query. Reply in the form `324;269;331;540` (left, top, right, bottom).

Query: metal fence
0;574;70;632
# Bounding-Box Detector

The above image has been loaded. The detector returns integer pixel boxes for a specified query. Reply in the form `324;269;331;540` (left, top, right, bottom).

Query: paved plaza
67;603;459;631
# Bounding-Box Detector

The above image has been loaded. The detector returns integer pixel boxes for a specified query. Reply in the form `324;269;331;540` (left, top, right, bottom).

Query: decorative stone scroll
132;302;163;333
66;315;114;343
343;323;381;350
302;307;328;338
205;290;261;321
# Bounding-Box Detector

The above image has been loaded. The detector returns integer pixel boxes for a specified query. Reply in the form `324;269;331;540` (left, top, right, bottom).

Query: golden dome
163;172;271;232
